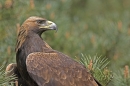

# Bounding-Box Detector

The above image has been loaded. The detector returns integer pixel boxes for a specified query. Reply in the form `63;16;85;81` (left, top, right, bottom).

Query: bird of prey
15;16;101;86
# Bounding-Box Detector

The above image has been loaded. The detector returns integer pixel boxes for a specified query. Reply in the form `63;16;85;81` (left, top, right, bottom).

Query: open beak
40;21;58;32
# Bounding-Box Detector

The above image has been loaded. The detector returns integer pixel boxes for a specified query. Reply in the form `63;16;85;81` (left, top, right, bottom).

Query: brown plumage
15;16;101;86
6;63;28;86
6;63;18;86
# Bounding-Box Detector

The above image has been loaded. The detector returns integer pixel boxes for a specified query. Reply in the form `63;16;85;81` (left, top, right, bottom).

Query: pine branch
113;65;130;86
0;65;16;86
77;54;113;86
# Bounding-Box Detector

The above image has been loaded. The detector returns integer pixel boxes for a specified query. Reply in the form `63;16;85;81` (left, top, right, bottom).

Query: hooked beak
39;21;58;32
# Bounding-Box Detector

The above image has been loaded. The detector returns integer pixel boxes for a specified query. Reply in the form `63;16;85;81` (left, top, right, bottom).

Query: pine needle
78;54;113;86
0;65;16;86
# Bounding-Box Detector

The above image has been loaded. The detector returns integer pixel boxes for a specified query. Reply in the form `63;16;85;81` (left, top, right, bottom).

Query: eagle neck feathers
16;25;52;58
15;26;27;53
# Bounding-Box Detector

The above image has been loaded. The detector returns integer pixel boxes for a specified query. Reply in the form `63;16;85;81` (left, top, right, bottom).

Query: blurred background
0;0;130;85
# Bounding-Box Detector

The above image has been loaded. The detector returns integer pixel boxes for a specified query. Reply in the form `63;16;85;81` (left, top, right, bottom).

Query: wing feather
26;52;98;86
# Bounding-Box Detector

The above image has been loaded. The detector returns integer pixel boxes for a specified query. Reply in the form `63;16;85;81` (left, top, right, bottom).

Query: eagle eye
36;20;46;24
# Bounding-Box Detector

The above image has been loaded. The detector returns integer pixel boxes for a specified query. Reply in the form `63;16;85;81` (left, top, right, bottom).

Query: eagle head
22;16;57;35
15;16;57;52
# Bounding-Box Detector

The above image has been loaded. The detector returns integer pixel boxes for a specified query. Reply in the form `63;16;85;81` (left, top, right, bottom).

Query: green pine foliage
113;65;130;86
78;54;112;86
0;66;16;86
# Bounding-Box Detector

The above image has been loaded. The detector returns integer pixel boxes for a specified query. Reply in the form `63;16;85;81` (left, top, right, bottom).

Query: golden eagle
15;16;101;86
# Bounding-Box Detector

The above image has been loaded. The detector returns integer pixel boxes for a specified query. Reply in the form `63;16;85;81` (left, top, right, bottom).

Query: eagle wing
26;52;98;86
